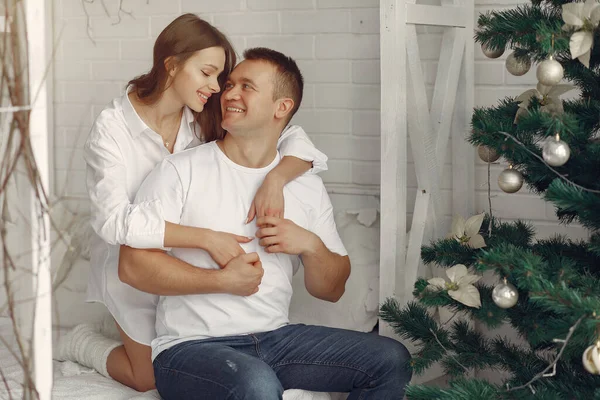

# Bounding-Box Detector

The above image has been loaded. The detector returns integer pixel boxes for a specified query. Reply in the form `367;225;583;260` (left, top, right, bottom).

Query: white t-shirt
83;87;329;345
133;141;347;360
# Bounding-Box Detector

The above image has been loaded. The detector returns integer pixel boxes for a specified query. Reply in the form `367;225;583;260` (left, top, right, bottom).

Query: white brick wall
52;0;587;238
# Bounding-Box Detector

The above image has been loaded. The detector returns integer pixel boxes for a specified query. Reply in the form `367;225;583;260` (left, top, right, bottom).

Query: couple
57;13;412;399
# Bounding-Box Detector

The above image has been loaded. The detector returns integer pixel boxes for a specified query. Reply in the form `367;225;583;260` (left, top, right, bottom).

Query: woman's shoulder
87;96;130;143
94;96;127;127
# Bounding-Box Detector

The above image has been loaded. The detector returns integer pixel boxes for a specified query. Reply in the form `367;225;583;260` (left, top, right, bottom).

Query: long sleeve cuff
278;137;329;174
123;199;166;250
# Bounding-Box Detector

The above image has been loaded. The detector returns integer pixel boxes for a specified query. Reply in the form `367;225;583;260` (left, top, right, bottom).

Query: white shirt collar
182;105;195;127
122;86;148;139
122;85;198;146
178;106;197;149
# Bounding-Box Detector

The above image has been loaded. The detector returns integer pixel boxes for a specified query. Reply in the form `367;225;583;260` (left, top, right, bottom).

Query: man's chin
221;121;234;132
221;117;240;131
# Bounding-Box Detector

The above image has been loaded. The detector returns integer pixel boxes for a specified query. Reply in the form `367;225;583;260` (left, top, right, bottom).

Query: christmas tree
380;0;600;398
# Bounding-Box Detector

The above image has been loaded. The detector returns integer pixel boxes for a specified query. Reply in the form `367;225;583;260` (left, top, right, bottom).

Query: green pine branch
476;6;566;61
384;1;600;398
544;179;600;231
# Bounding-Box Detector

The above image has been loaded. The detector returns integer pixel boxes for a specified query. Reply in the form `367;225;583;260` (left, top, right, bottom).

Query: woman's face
171;46;226;113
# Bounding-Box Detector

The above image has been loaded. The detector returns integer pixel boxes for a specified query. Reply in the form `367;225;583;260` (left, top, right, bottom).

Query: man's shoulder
286;174;327;206
291;173;325;187
165;141;218;169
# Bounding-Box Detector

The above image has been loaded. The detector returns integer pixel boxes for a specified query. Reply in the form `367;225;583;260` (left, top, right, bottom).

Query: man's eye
243;84;251;89
224;83;233;90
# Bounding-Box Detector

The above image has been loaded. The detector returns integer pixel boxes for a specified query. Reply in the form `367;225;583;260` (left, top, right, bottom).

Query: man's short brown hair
243;47;303;123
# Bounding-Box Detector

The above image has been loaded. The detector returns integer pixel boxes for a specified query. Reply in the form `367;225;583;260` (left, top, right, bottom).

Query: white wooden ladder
379;0;475;382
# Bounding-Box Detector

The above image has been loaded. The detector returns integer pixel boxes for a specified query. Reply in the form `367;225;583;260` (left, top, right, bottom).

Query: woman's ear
275;98;294;121
164;56;177;77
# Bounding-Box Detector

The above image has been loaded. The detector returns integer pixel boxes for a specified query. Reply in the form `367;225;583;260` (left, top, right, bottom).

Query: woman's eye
202;71;210;77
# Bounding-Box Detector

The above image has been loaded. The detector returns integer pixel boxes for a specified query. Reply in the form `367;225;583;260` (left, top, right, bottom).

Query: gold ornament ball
536;58;564;86
477;145;500;163
498;168;523;193
492;281;519;308
482;43;504;59
505;52;531;76
542;137;570;167
583;345;600;375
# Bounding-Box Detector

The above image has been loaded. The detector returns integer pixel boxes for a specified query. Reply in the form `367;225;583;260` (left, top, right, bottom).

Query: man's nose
224;86;241;100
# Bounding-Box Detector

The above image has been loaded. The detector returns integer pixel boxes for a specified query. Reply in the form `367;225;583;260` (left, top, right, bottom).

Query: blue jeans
153;324;412;400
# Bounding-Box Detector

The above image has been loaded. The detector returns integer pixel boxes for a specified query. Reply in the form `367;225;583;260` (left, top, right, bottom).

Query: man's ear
274;98;294;121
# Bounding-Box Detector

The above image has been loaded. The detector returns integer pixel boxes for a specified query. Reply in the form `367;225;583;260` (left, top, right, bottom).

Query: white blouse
83;88;328;314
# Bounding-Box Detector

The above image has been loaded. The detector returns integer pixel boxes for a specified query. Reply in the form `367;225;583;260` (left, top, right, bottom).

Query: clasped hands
209;216;317;297
205;178;317;296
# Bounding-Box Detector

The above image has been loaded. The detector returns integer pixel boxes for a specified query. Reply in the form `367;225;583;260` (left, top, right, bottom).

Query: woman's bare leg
106;322;155;392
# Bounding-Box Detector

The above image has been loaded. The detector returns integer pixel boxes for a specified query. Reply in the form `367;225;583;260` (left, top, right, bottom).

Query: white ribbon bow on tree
448;212;486;249
428;264;482;308
514;83;574;123
562;0;600;68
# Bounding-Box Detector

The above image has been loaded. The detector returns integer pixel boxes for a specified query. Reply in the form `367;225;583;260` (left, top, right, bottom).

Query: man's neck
219;129;280;169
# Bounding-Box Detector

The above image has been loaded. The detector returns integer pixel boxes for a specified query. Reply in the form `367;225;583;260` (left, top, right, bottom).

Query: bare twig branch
429;327;471;375
0;366;15;400
113;0;134;25
81;0;131;43
506;315;585;393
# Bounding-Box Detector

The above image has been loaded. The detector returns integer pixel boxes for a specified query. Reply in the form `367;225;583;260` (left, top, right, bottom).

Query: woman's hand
246;173;285;223
205;230;253;268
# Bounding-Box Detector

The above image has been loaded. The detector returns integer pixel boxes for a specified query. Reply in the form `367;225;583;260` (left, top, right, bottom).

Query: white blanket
0;317;336;400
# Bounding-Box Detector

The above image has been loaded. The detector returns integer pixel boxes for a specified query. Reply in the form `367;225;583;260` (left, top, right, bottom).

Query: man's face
220;60;278;134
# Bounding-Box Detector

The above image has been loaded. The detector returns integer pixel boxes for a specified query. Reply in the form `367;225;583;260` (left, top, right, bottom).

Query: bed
0;317;344;400
0;316;158;400
0;208;378;399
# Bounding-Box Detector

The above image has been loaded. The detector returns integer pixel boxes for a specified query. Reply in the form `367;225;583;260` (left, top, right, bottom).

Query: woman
56;14;328;392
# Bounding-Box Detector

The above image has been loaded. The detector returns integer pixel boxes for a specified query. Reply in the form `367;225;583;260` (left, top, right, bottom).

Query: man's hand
246;173;285;223
205;230;252;267
220;252;264;296
255;216;317;255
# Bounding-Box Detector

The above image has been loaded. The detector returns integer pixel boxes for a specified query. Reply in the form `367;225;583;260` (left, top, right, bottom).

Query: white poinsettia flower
448;213;486;249
514;83;574;122
428;264;482;308
562;0;600;67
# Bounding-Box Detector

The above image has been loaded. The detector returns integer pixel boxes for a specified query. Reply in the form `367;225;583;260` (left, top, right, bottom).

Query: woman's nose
209;77;220;94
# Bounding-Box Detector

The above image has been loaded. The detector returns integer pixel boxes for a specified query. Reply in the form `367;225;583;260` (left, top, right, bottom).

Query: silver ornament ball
498;167;524;193
583;345;600;375
482;43;504;59
477;145;500;163
506;52;531;76
536;58;564;86
542;137;570;167
492;281;519;309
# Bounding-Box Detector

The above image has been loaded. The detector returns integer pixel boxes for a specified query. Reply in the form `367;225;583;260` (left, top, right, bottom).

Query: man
120;47;412;399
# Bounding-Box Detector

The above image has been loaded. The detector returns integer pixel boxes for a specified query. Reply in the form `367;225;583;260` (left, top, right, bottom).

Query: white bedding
0;207;373;399
0;317;159;400
0;318;337;400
